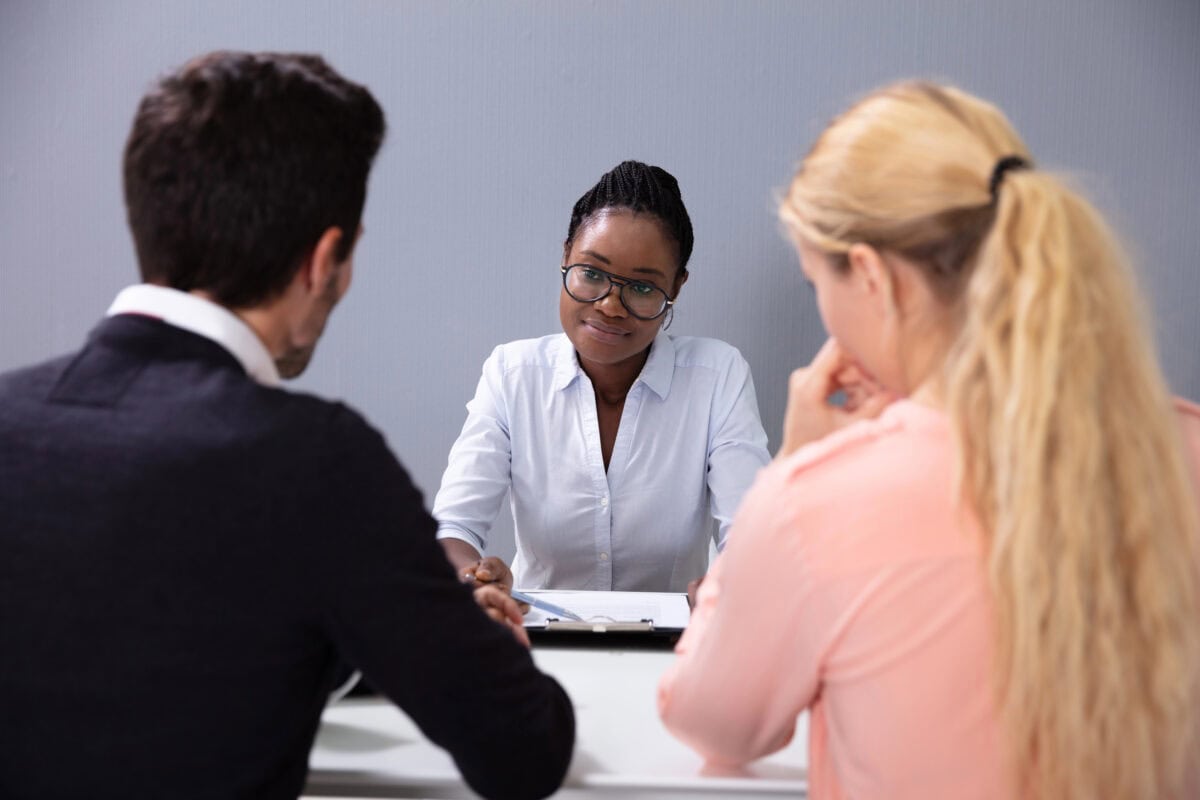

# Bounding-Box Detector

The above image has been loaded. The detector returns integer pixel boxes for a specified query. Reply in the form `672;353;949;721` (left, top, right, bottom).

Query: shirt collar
106;284;281;387
636;331;675;399
551;334;582;392
550;330;675;399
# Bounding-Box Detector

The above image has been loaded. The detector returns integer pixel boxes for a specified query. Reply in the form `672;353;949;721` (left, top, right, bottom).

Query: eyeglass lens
563;265;667;320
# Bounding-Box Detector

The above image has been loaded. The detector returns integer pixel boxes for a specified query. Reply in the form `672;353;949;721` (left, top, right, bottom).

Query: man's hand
439;541;530;645
778;338;895;459
470;583;531;648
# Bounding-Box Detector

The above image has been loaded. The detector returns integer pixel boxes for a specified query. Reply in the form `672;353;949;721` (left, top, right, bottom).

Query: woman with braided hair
433;160;771;619
659;82;1200;799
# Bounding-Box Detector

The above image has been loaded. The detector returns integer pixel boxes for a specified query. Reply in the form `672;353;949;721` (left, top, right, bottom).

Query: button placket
576;376;614;589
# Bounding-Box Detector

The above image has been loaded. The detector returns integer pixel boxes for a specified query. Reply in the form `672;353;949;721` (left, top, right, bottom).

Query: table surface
305;645;809;799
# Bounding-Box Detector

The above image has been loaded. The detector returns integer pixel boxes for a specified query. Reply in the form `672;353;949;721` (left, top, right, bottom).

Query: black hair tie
989;155;1031;201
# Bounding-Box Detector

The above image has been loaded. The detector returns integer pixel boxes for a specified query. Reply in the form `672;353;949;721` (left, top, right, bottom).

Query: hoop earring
661;307;675;331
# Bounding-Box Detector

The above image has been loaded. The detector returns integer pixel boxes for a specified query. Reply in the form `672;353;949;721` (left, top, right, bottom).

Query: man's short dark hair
123;51;386;308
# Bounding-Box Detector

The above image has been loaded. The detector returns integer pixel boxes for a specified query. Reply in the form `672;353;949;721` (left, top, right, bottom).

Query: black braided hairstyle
564;160;695;277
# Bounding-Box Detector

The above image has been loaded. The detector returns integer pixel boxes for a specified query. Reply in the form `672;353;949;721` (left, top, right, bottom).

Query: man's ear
846;242;899;318
299;226;347;297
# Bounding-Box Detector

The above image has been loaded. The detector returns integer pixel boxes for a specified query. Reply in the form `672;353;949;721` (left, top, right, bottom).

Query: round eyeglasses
560;264;674;321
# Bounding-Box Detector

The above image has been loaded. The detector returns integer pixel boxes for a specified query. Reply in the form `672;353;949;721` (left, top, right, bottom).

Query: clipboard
521;590;689;647
543;620;653;632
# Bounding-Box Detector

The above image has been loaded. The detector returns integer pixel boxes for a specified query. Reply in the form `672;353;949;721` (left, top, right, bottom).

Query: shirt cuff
435;523;486;555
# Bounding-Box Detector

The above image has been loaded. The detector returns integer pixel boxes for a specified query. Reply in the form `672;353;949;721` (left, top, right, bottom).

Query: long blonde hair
781;81;1200;799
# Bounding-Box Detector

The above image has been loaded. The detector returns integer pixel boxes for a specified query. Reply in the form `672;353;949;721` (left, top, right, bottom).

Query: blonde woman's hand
778;338;895;459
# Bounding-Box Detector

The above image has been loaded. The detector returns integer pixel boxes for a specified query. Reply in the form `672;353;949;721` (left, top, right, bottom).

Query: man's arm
310;407;574;800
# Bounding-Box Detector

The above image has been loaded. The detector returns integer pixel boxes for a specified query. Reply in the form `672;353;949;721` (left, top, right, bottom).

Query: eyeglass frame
559;263;676;321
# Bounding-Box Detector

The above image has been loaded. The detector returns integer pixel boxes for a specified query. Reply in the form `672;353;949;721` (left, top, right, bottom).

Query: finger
475;585;525;628
793;340;852;402
859;370;886;394
493;562;515;590
780;372;834;458
836;361;887;398
834;362;864;387
476;557;514;587
787;366;836;407
834;391;893;426
811;338;854;383
841;383;869;413
482;557;514;588
479;588;528;648
810;337;844;371
494;593;526;628
836;356;891;413
471;584;501;612
507;619;531;648
485;609;530;651
851;391;895;420
471;568;501;586
460;560;487;584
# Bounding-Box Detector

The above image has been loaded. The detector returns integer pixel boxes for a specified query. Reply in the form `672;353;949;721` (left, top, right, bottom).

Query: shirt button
600;552;609;561
600;497;609;507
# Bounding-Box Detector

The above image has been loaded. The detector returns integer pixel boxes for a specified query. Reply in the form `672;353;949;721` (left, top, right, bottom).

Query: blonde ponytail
783;80;1200;799
950;169;1200;799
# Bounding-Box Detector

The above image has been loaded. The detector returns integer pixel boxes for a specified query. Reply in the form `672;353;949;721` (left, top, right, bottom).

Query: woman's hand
440;540;517;591
778;338;895;459
458;555;515;590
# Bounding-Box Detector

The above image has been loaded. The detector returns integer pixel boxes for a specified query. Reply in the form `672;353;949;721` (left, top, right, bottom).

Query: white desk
305;646;808;799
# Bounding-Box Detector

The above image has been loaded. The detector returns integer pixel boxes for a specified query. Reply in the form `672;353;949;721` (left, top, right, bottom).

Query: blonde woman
658;81;1200;799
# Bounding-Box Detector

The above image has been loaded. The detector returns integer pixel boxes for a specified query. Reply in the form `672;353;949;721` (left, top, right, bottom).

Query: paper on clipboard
519;590;690;630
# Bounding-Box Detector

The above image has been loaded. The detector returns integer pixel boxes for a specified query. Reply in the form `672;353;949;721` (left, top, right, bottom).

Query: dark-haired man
0;51;573;800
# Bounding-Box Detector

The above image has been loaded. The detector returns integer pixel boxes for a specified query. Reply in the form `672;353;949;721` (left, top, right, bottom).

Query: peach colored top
659;398;1200;800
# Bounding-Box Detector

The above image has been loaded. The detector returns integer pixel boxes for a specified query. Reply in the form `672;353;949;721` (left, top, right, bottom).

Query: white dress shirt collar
550;331;675;399
107;284;281;387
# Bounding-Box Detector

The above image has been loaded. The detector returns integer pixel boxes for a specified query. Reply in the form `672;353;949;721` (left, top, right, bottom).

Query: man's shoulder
0;352;76;397
0;333;382;460
290;392;384;448
232;384;388;464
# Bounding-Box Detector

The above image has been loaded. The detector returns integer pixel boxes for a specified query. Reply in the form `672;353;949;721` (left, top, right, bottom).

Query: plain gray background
3;0;1198;562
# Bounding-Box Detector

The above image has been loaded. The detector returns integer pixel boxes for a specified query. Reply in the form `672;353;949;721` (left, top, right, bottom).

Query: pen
509;589;585;622
460;573;586;621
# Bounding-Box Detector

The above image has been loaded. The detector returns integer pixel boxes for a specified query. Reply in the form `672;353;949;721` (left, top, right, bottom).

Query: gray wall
3;0;1199;562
